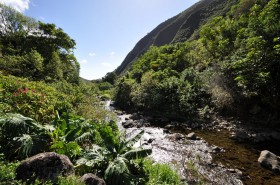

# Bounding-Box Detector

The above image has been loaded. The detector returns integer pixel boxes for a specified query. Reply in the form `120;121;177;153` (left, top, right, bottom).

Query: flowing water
106;101;280;185
195;130;280;185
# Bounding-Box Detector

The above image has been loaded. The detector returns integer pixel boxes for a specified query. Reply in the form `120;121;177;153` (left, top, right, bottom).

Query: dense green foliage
0;73;110;123
76;130;152;185
0;4;158;184
0;3;79;83
0;113;178;185
114;0;280;125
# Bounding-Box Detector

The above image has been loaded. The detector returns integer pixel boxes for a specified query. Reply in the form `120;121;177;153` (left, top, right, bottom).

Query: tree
102;72;117;85
0;3;79;83
45;51;63;82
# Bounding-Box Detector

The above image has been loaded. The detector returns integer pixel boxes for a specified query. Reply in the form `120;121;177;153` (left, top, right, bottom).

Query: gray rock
143;122;150;127
148;138;155;143
228;169;243;179
258;150;280;173
130;113;140;120
81;173;106;185
16;152;74;183
165;124;175;129
122;119;135;128
212;146;223;153
167;133;185;141
187;132;197;140
163;129;171;134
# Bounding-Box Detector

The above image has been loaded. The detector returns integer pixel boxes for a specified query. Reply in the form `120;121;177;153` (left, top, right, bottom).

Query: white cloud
0;0;30;12
39;16;45;20
89;52;96;57
109;51;115;56
80;59;88;64
101;62;113;68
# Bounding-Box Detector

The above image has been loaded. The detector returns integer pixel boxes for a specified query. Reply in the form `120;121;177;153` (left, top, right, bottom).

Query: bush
0;74;72;123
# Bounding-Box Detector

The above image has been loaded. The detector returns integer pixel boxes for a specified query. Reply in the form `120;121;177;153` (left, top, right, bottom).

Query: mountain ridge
115;0;238;75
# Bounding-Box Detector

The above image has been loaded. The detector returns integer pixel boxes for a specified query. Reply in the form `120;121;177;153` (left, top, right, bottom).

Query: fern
16;134;33;157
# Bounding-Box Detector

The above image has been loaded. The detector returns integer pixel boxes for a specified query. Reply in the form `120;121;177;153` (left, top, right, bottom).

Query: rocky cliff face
115;0;238;75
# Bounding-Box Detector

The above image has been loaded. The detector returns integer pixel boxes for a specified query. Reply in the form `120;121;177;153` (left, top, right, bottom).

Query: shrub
0;74;72;123
143;159;182;185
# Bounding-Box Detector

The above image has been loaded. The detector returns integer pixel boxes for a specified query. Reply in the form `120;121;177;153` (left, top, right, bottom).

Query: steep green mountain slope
116;0;238;75
114;0;280;126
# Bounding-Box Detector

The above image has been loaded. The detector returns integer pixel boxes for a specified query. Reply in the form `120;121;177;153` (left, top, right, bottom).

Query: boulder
187;132;197;140
16;152;74;183
163;129;171;134
167;133;185;141
122;119;135;128
212;146;223;153
130;113;140;120
258;150;280;173
81;173;106;185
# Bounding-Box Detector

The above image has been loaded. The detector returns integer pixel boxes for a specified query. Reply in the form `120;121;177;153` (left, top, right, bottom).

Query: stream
105;101;280;185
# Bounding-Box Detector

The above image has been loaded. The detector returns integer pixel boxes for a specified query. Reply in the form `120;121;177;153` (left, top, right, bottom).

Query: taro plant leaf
125;130;144;147
122;148;152;160
104;156;131;185
75;131;92;143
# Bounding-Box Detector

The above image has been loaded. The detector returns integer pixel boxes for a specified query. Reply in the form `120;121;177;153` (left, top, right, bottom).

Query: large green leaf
125;130;144;147
122;148;152;160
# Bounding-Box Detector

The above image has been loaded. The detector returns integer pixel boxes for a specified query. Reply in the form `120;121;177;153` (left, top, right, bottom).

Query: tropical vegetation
0;3;182;185
114;0;280;126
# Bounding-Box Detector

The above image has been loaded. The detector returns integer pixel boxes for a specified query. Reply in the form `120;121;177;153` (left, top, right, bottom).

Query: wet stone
187;132;197;140
258;150;280;173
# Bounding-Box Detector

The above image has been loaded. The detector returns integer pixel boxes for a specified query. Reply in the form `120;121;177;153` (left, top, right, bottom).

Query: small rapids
105;101;243;185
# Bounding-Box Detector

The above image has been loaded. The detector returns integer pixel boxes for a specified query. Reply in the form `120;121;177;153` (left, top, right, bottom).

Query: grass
143;159;183;185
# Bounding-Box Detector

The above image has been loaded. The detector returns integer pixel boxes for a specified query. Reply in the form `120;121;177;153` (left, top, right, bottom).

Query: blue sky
0;0;199;80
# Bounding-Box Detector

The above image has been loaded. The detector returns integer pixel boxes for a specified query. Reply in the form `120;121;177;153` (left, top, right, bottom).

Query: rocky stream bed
106;101;280;185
